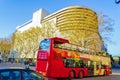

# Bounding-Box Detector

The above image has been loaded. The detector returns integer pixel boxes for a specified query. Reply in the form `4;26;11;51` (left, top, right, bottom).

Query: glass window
0;71;10;80
0;70;21;80
10;71;21;80
65;59;75;67
23;71;43;80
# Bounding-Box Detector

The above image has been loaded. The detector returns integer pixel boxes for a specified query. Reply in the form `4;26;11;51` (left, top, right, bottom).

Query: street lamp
115;0;120;4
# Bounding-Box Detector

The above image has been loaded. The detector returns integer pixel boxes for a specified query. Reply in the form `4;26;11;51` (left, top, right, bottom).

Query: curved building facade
42;6;98;32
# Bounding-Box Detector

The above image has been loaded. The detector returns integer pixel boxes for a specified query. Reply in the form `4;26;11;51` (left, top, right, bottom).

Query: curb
111;73;120;75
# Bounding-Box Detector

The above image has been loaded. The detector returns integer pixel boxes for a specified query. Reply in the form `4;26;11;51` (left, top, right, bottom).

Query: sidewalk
0;62;36;70
111;68;120;75
111;73;120;75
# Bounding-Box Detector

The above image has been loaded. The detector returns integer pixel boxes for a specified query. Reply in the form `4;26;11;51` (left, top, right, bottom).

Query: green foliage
13;27;42;58
41;20;58;38
13;20;57;58
0;38;12;61
98;12;114;44
0;38;11;54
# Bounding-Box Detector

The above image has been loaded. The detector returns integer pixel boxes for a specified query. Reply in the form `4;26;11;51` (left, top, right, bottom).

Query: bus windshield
39;39;50;50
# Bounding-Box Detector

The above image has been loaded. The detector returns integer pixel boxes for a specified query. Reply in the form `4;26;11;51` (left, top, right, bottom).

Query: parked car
0;68;55;80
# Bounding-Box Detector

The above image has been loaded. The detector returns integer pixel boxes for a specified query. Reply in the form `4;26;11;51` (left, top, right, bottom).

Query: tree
41;19;59;39
109;55;114;66
23;27;43;58
13;27;43;59
98;12;114;45
13;19;58;59
118;57;120;65
0;38;12;61
12;31;24;59
60;27;103;52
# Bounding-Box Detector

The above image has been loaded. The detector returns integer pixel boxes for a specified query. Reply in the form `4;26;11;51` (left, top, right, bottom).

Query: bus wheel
78;71;84;78
68;70;75;79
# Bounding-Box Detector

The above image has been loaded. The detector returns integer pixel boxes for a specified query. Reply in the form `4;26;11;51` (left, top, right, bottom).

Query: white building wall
16;8;49;32
32;8;49;27
16;20;33;32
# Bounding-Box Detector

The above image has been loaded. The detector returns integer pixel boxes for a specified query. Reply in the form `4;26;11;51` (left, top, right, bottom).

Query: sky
0;0;120;56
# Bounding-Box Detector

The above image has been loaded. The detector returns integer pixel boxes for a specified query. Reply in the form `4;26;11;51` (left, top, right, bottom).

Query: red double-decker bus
36;37;112;79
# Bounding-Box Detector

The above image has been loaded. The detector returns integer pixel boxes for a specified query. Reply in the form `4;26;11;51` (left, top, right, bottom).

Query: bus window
39;39;50;50
75;61;80;67
79;60;85;68
88;61;94;70
65;59;75;67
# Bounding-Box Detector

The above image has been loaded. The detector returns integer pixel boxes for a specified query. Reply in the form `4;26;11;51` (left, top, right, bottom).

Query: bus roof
51;37;69;44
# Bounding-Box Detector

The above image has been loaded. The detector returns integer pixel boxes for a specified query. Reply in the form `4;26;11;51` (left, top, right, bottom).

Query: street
74;75;120;80
0;63;120;80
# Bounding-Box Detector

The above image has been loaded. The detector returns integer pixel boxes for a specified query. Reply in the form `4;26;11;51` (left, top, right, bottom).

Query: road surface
0;62;120;80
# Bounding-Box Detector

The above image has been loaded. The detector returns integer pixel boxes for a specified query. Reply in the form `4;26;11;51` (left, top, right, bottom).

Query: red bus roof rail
52;37;69;44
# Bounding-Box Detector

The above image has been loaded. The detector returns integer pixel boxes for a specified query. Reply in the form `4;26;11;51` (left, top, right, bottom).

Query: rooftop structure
16;8;49;32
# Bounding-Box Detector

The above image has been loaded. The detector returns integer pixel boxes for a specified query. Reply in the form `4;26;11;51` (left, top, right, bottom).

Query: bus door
87;61;94;76
93;62;105;76
93;62;102;76
93;62;97;76
86;61;98;76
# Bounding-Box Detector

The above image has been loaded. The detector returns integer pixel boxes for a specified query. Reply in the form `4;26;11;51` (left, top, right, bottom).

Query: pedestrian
20;58;23;64
24;60;30;69
11;59;14;64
